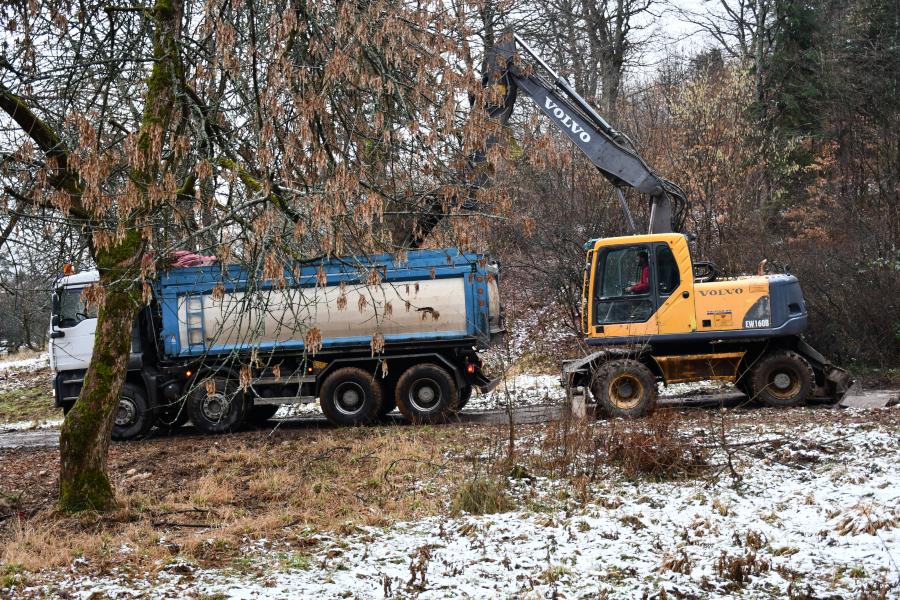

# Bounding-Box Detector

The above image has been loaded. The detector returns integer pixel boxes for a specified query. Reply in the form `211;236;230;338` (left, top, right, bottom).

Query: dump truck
474;32;852;416
49;248;503;439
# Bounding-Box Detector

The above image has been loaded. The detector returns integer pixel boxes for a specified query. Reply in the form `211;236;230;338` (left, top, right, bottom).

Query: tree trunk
57;0;178;512
58;236;143;512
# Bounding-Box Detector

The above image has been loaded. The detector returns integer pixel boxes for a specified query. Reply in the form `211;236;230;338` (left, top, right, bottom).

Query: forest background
1;0;897;371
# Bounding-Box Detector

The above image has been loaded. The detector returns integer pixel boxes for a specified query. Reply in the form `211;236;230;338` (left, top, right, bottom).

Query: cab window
593;245;653;325
54;288;98;328
655;245;680;297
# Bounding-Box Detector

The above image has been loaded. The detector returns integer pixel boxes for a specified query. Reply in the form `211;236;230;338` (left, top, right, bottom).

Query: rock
126;468;137;476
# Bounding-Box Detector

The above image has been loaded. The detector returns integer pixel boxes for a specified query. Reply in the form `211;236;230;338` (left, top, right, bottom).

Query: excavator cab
582;234;696;341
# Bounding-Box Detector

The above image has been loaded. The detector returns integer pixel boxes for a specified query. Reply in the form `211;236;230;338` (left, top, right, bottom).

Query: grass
1;400;897;595
0;423;505;580
0;386;58;424
451;477;512;515
0;349;45;363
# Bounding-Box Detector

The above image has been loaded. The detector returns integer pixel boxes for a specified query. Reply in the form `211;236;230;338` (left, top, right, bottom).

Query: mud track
2;388;895;450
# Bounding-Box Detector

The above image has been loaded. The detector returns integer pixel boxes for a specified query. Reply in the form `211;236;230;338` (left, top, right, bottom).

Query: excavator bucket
481;36;518;125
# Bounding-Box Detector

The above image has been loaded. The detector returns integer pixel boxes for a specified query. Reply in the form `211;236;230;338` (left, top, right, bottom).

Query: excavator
471;32;853;416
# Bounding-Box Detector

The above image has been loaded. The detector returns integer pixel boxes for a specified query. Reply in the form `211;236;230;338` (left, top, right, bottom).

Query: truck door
50;286;97;373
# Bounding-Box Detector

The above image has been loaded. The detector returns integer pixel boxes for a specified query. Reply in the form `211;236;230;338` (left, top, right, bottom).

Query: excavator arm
484;32;687;234
403;31;687;248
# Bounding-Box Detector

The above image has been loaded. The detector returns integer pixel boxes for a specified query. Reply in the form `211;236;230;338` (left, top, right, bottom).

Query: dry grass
715;550;770;587
598;410;709;481
451;477;512;515
0;423;500;582
0;349;45;364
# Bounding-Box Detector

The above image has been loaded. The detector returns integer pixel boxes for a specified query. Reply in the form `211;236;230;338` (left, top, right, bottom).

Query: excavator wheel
590;359;658;418
750;350;814;408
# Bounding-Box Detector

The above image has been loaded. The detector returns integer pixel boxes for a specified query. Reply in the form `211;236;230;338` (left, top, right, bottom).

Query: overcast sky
630;0;719;77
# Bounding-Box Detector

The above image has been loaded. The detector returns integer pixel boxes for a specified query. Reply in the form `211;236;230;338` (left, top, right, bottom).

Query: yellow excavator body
581;234;805;345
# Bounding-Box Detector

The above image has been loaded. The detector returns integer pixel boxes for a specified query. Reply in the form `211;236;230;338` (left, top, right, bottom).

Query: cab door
50;286;97;373
653;238;696;335
586;235;696;341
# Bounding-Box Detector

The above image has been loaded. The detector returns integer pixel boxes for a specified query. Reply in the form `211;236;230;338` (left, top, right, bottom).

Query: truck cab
49;270;100;403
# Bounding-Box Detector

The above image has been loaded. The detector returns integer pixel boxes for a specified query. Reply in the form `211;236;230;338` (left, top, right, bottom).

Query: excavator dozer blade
839;384;899;409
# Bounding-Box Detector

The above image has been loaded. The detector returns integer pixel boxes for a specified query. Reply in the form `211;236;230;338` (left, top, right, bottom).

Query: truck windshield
55;287;98;328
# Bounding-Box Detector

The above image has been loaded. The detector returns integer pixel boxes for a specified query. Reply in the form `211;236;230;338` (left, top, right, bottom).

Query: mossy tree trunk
56;0;182;512
58;238;143;511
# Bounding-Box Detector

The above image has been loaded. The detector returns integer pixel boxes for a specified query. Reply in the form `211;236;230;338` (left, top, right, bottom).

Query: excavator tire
750;350;814;408
591;359;658;418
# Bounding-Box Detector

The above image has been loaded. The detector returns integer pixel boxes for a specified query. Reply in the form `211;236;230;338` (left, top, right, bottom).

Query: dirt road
2;388;894;450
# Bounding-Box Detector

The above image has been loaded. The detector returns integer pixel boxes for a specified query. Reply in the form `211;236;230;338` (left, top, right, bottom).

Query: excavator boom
483;32;687;234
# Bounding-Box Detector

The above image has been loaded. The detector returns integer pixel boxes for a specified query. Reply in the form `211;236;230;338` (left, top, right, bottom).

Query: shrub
451;478;512;515
598;410;708;480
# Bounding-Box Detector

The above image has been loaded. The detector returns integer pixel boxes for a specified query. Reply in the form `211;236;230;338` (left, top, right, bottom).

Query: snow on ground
466;374;564;411
0;418;63;433
0;354;49;373
466;375;732;412
40;410;899;599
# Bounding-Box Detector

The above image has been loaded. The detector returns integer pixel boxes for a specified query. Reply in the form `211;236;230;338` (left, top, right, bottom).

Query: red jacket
631;264;649;293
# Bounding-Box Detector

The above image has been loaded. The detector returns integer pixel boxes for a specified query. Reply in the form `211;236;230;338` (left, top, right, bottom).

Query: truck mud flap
477;376;502;394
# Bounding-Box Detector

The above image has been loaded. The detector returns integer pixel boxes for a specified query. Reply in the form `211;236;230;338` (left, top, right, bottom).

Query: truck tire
395;363;457;424
750;350;814;407
156;399;189;432
455;385;473;411
590;359;658;418
319;367;383;426
186;376;248;434
247;404;280;426
112;383;157;441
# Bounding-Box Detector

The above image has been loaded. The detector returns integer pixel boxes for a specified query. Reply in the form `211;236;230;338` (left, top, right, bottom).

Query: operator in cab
625;251;650;294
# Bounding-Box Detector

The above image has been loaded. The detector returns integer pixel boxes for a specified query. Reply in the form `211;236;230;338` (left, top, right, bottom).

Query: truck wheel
455;385;473;411
750;350;814;407
112;383;157;441
156;399;189;432
395;363;457;424
319;367;383;426
591;359;658;418
247;404;280;426
186;376;248;434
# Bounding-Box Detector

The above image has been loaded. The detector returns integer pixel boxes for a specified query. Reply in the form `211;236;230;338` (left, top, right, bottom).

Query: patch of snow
0;418;63;432
467;374;565;411
0;353;49;372
659;379;733;398
44;414;900;599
